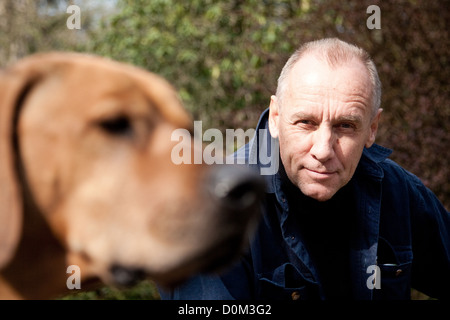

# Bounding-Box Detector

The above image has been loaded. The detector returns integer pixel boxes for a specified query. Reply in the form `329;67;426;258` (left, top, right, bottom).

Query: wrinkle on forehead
283;56;373;119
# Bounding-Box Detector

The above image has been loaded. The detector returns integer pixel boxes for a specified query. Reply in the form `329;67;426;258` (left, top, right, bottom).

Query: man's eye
98;116;132;135
337;123;356;130
297;119;313;126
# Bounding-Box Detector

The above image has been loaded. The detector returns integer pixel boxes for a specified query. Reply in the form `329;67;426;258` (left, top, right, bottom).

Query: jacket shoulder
379;158;428;191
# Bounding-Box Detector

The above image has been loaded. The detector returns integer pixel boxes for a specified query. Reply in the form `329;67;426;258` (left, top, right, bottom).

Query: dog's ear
0;58;44;269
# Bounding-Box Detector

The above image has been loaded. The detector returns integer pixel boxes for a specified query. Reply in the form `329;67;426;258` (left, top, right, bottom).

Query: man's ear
365;108;383;148
268;95;280;139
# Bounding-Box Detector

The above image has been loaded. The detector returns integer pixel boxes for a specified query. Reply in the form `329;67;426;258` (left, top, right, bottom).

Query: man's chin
298;184;339;202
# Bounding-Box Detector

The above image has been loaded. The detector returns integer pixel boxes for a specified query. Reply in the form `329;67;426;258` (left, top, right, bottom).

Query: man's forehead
286;55;372;101
290;54;370;84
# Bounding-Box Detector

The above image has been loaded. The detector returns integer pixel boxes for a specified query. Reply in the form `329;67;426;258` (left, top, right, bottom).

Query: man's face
269;55;382;201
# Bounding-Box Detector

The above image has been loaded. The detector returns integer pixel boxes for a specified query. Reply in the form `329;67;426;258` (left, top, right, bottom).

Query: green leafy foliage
60;280;160;300
91;0;300;127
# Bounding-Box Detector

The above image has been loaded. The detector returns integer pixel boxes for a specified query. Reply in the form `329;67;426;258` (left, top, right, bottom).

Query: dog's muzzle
109;164;265;287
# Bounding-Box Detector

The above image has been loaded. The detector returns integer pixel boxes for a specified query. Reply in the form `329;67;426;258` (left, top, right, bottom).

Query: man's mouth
305;168;337;178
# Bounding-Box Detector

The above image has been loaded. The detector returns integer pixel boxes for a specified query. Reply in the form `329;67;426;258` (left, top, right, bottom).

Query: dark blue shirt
159;108;450;300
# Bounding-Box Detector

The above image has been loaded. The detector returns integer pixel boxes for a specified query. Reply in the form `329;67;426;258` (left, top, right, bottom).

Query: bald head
276;38;381;118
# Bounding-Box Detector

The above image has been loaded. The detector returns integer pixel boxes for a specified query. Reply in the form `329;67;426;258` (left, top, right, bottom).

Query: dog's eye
98;116;132;135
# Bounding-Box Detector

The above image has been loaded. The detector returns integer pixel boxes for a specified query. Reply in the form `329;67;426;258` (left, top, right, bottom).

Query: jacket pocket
257;263;319;300
374;262;412;300
374;238;413;300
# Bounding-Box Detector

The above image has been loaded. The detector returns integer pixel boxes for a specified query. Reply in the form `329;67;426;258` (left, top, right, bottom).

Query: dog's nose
109;264;146;287
209;165;265;211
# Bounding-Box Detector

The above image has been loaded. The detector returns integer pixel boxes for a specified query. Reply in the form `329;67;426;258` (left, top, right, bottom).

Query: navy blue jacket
160;108;450;300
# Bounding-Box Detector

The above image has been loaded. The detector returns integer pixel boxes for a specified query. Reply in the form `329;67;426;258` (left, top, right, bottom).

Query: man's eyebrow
290;111;316;119
336;115;363;124
290;112;363;123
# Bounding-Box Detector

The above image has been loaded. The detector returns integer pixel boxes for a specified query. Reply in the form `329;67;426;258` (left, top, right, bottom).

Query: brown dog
0;53;263;299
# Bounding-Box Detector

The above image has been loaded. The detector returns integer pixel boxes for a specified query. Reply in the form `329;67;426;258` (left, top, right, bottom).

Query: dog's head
0;53;263;294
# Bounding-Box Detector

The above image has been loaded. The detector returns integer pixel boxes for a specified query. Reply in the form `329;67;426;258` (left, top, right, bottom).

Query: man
159;38;450;300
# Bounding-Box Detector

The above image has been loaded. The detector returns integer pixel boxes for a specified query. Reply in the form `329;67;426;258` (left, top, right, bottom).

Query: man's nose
310;125;335;162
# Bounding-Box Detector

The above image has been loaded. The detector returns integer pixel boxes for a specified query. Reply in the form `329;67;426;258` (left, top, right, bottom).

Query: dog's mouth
69;214;258;290
103;231;249;289
108;264;148;287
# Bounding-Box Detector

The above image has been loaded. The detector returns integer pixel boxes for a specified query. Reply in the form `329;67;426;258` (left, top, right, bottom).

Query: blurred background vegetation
0;0;448;299
2;0;447;209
